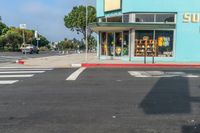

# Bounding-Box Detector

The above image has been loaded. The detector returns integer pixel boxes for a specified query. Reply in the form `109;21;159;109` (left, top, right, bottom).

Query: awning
89;22;176;32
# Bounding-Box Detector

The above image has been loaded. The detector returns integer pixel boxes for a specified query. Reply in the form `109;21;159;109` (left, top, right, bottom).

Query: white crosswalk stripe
0;75;34;78
0;67;53;85
0;71;45;74
128;71;200;78
0;80;19;85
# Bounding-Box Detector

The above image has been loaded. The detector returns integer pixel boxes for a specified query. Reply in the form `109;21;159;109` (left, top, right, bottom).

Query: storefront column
130;29;135;61
97;32;101;59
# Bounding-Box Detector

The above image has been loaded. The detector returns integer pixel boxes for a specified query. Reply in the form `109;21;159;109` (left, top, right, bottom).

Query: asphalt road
0;51;60;63
0;67;200;133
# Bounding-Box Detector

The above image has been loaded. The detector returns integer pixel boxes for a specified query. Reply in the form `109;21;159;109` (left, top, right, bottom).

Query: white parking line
0;71;45;74
0;80;19;84
66;67;86;81
0;75;34;78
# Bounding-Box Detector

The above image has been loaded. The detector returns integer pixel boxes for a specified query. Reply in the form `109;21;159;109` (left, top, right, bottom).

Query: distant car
20;44;39;54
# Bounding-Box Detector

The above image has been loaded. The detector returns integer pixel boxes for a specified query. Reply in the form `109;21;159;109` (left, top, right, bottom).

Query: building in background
90;0;200;62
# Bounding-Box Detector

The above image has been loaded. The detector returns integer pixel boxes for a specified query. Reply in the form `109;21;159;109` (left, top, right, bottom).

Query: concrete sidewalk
22;53;133;68
16;53;200;68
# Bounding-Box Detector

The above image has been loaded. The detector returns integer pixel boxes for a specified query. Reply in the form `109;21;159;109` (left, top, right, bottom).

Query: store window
123;14;129;23
156;14;175;23
155;30;174;57
135;14;154;22
135;30;154;57
101;31;129;57
134;30;174;57
107;16;122;22
98;17;106;22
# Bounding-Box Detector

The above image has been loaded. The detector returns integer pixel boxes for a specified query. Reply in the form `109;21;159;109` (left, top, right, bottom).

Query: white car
20;44;39;54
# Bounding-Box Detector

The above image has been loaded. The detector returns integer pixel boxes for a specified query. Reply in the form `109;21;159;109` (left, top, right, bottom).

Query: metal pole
85;3;88;61
22;29;26;56
144;40;147;64
37;39;39;48
23;29;25;44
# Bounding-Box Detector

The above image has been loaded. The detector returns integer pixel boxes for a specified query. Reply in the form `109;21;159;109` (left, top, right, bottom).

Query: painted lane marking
0;75;34;78
0;71;45;74
128;71;200;78
66;67;86;81
0;69;53;71
0;80;19;85
183;74;200;78
0;67;53;70
128;71;150;77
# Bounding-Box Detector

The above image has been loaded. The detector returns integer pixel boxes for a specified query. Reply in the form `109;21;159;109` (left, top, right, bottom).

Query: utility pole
20;24;26;45
85;3;88;61
20;24;27;56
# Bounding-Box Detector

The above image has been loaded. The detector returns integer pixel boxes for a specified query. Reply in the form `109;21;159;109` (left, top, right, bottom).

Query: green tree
32;35;49;47
64;5;96;42
5;29;23;51
0;35;7;50
88;36;97;51
0;22;7;36
58;38;82;51
14;28;34;44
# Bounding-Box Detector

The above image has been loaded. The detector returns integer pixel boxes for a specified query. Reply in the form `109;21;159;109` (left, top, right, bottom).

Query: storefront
90;0;200;62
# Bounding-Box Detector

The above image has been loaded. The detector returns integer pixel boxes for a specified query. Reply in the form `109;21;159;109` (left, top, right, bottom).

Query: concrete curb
71;64;82;68
81;63;200;68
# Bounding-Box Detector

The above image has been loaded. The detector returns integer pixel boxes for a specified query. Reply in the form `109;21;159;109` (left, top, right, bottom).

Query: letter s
183;13;190;23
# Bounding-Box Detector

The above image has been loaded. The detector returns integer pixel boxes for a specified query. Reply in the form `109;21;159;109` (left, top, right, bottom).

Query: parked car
20;44;39;54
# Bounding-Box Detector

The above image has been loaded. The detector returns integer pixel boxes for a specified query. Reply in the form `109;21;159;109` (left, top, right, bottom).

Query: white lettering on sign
183;13;200;23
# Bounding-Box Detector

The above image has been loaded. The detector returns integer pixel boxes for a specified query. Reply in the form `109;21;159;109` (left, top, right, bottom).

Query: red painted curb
16;60;25;65
82;63;200;68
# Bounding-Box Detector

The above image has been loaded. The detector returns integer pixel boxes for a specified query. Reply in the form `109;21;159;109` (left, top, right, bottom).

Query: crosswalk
0;67;53;85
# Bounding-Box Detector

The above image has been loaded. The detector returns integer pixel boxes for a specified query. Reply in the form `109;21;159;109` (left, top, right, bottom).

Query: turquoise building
90;0;200;62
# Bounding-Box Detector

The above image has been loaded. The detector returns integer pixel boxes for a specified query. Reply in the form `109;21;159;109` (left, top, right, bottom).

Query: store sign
183;13;200;23
104;0;121;12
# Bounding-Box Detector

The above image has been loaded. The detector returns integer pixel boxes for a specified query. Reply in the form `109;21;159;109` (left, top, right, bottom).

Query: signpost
35;31;40;48
20;24;27;56
19;24;26;45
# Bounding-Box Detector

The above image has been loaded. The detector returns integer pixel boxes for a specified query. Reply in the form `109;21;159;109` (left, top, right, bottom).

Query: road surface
0;67;200;133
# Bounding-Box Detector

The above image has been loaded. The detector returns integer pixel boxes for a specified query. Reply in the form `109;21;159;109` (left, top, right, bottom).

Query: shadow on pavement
182;124;200;133
140;77;191;114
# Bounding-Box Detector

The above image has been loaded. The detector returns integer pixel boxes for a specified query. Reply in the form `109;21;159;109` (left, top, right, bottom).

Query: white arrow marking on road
128;71;200;78
0;71;45;74
128;71;150;77
0;75;34;78
66;67;86;81
0;80;19;84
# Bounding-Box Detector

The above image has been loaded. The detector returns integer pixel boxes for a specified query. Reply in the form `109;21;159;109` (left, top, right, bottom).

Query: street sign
35;31;38;38
19;24;27;29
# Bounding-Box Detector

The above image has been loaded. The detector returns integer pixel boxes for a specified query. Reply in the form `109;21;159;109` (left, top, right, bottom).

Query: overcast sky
0;0;96;42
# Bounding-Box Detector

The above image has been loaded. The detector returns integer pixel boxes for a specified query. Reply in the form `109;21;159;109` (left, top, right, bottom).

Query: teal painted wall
97;0;200;62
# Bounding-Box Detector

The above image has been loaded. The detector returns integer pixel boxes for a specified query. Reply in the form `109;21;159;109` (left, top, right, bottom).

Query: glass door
107;33;115;56
115;32;123;56
122;31;129;56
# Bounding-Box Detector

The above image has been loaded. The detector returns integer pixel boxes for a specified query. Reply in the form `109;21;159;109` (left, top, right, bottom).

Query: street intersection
0;67;200;133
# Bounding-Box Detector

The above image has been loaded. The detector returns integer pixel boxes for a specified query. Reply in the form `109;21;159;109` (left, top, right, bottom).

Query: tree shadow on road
140;77;191;114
